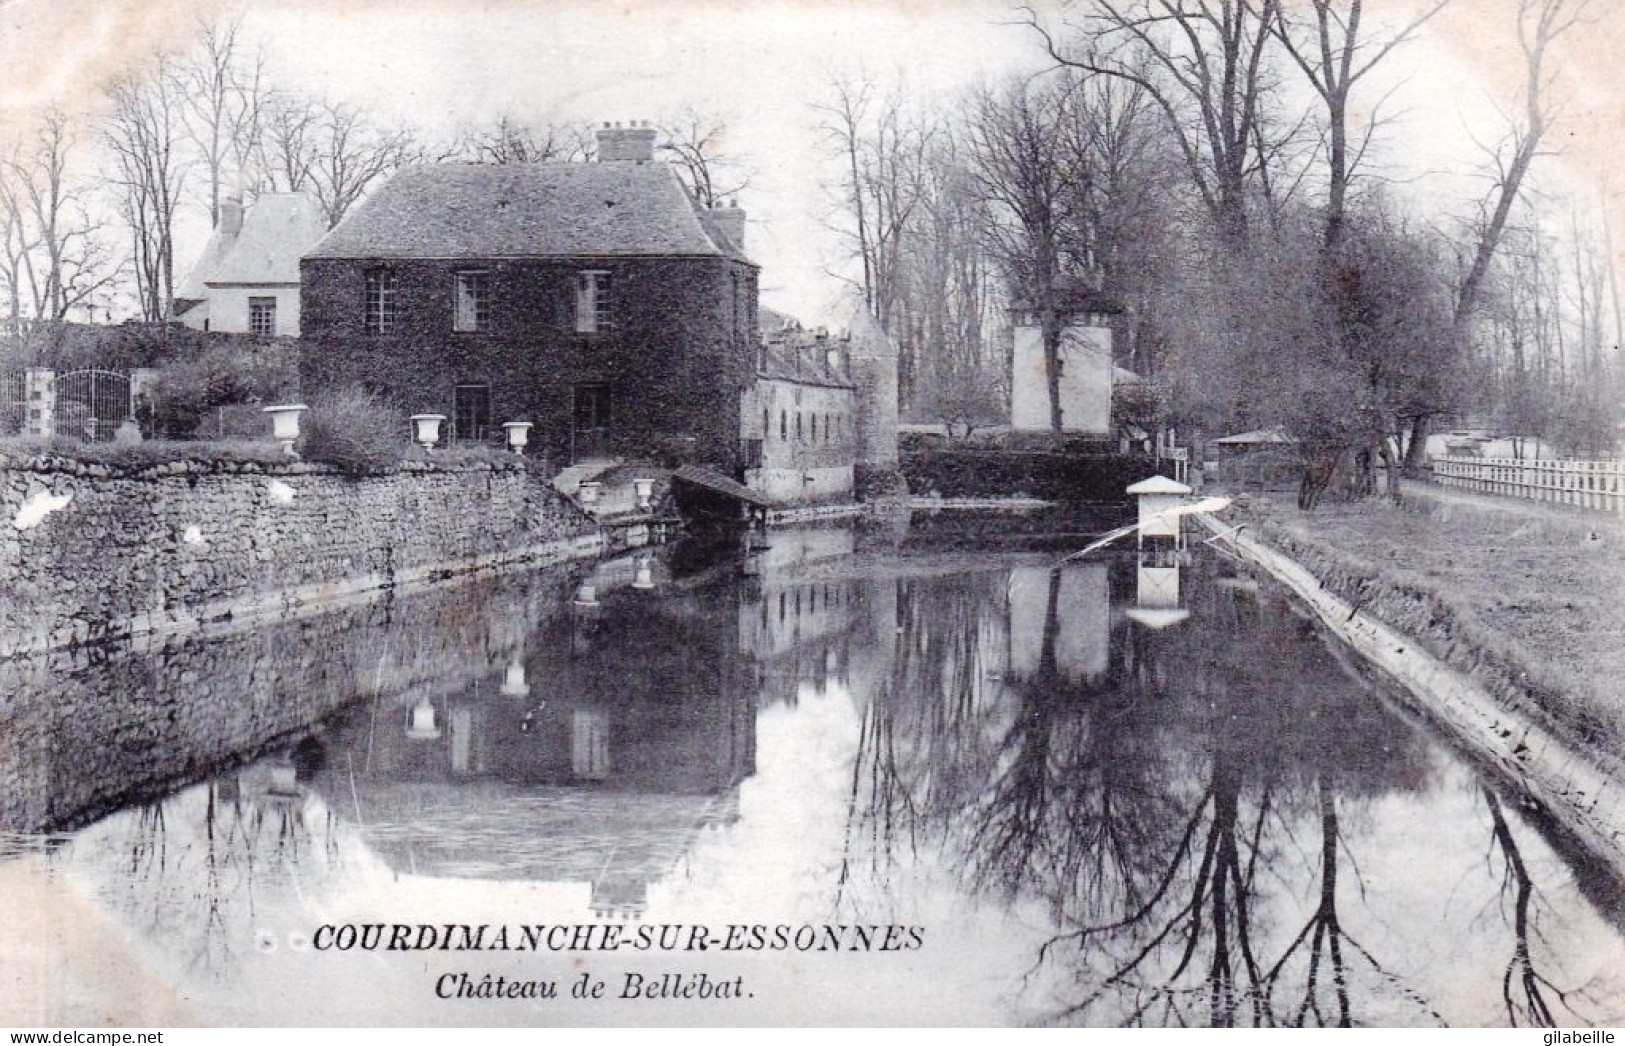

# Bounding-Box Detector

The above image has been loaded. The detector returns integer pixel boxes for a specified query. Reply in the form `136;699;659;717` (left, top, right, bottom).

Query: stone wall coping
0;450;534;481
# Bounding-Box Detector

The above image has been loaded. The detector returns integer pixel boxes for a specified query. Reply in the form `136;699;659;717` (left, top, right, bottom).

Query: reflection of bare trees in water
1267;776;1352;1025
837;676;917;894
969;599;1177;928
834;558;1534;1026
1036;755;1275;1027
92;743;344;980
1483;787;1597;1028
1263;773;1444;1028
125;801;168;931
836;574;1005;902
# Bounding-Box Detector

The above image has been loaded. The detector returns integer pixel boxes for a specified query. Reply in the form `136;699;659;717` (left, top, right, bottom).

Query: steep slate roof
759;339;852;388
207;194;328;284
175;228;236;302
305;163;751;263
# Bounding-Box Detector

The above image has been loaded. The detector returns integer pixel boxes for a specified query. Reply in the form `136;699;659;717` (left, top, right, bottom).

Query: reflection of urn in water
501;658;530;698
406;695;442;740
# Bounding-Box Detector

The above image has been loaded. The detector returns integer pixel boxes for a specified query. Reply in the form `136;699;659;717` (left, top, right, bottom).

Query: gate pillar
24;367;54;438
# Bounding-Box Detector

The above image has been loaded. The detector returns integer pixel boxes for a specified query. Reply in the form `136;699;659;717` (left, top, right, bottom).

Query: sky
2;0;1623;324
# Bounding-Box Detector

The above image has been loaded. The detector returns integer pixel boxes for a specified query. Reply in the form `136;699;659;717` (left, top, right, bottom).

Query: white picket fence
1431;456;1625;512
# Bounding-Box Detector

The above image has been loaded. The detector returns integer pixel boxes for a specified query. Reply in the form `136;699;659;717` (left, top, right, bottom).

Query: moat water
2;519;1622;1026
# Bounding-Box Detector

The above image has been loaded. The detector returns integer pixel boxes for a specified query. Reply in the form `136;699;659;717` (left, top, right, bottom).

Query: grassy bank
1232;482;1625;761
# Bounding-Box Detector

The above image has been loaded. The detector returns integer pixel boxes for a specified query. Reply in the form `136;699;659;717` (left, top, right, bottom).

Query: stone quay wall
0;562;580;834
0;452;602;656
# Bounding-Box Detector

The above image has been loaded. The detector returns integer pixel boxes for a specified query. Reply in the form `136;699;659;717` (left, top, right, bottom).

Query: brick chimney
596;120;657;163
709;198;746;250
217;196;244;235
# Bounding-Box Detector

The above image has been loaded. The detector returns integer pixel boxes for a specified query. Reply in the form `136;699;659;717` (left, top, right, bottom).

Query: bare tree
104;56;188;323
812;74;935;405
812;75;933;323
965;76;1082;432
1400;0;1591;469
453;114;595;165
175;16;268;225
256;96;423;228
1455;0;1589;326
656;108;752;207
0;108;122;337
255;92;318;195
905;130;1006;435
1026;0;1284;248
1271;0;1452;249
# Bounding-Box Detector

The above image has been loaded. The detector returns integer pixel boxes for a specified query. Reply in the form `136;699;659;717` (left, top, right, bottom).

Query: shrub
150;340;298;437
900;448;1153;502
300;387;408;476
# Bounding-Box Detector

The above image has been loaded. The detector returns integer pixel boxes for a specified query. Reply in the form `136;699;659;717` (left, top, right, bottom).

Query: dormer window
575;270;612;333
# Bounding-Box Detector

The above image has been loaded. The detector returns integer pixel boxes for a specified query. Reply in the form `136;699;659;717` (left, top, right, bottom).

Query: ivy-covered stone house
298;124;759;471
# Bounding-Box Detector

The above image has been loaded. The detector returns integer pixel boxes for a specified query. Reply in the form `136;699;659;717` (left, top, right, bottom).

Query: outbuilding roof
208;194;328;284
176;193;327;301
759;340;852;388
1213;426;1295;446
304;162;751;263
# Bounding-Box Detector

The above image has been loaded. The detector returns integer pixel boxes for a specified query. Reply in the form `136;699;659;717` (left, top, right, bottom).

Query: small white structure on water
1126;474;1193;547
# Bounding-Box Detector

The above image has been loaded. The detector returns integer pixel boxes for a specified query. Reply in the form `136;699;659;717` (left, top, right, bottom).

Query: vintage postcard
2;0;1624;1030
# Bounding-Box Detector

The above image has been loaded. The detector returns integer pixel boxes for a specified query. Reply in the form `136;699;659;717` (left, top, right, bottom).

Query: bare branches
451;114;595;165
174;15;268;225
1270;0;1452;247
0;109;121;338
964;75;1079;431
1455;0;1590;327
1024;0;1285;247
103;54;188;323
656;108;753;208
256;95;423;228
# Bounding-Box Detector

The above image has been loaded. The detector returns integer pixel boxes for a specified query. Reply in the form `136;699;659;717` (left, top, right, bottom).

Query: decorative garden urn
262;404;308;456
503;421;533;455
410;413;446;451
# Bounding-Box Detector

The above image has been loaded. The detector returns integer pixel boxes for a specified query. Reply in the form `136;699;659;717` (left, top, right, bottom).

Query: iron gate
57;369;132;442
0;371;24;435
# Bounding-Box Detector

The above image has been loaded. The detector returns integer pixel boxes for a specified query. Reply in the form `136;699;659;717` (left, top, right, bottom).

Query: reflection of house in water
309;556;755;918
738;527;865;705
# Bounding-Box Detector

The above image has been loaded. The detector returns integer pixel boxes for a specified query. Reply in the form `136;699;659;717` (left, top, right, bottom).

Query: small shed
1211;427;1294;457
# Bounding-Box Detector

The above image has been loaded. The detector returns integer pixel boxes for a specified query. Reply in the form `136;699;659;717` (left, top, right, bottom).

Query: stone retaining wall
0;562;577;834
0;453;601;656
